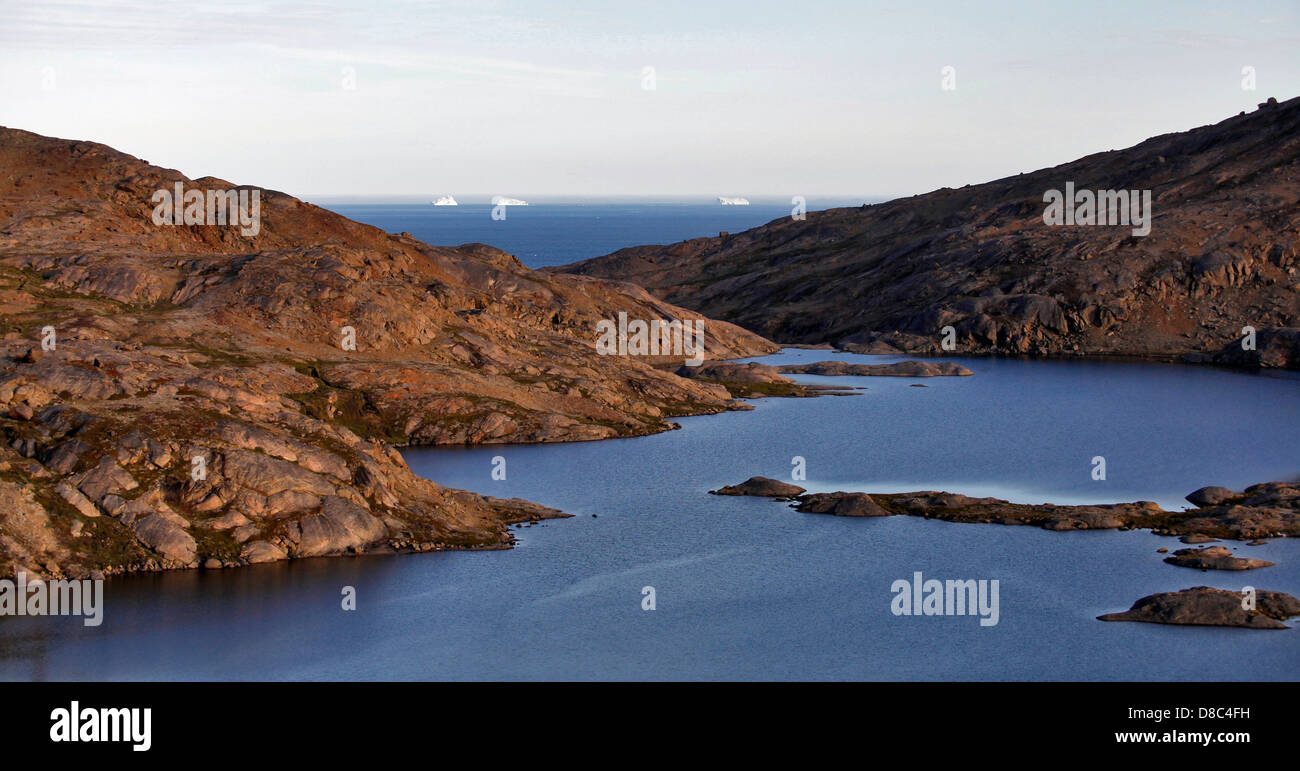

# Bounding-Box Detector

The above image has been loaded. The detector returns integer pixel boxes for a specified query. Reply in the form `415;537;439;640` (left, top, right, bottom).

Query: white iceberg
717;196;750;205
432;195;458;206
492;196;529;206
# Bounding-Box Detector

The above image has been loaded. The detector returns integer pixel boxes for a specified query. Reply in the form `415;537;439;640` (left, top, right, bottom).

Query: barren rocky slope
0;126;777;578
557;98;1300;368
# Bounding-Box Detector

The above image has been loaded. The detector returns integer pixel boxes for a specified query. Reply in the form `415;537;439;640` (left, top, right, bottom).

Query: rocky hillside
557;98;1300;368
0;126;777;578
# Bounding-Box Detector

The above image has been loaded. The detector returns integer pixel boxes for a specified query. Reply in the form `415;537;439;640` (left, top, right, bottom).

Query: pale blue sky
1;0;1296;197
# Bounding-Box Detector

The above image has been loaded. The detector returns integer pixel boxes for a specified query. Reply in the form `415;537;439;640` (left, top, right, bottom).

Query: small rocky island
676;358;970;398
710;477;1299;539
777;361;973;377
710;476;1300;629
1098;587;1300;629
1163;546;1273;571
675;362;857;398
708;476;806;499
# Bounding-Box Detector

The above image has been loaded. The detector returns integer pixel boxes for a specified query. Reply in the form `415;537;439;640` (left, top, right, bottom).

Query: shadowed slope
556;98;1300;369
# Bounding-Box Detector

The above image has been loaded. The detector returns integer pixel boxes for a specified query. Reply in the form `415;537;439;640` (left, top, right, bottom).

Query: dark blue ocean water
2;350;1296;681
319;198;868;268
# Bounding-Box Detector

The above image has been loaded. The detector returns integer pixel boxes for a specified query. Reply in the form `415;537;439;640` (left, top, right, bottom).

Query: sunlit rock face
0;126;778;578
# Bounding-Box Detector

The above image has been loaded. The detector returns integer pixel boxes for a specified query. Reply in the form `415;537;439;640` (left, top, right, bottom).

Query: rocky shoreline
673;361;857;398
673;358;972;399
709;476;1300;628
0;126;777;580
710;476;1300;540
777;360;973;377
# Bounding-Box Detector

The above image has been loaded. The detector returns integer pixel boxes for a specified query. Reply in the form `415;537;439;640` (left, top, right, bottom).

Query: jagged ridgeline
0;126;777;578
556;97;1300;369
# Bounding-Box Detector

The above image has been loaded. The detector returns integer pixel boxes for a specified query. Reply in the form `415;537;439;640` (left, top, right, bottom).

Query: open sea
317;197;871;268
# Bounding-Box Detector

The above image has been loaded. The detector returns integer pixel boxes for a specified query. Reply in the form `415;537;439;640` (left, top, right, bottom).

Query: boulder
709;476;806;498
1163;545;1273;571
281;496;389;557
130;514;198;565
1185;486;1237;507
70;457;138;502
54;480;99;518
241;541;287;564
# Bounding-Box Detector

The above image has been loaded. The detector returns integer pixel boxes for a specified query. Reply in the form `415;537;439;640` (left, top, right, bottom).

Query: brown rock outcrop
1163;545;1273;571
1098;587;1300;629
676;361;789;384
778;360;972;377
720;478;1300;540
1163;482;1300;540
709;477;807;499
1185;486;1238;507
0;126;779;578
675;360;857;397
795;492;889;517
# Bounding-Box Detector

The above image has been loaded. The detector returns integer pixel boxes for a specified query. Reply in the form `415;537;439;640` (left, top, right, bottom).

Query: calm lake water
1;350;1297;681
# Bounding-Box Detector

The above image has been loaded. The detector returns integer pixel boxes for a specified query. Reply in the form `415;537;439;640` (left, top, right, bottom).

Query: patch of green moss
286;379;405;444
189;526;241;561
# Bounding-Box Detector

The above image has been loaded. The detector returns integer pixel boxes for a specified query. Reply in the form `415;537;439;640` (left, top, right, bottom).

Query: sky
0;0;1297;199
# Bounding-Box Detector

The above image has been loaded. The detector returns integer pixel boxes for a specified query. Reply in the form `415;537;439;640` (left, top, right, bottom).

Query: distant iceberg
717;196;750;205
432;195;458;206
492;196;529;206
